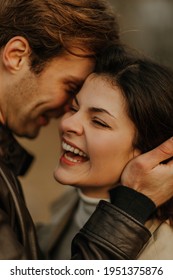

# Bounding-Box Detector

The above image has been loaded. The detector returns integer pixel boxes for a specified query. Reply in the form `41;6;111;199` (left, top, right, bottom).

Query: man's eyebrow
64;76;85;86
73;96;79;105
89;107;117;119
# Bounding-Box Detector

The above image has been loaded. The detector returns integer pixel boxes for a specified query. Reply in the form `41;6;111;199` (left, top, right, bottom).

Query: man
0;0;173;260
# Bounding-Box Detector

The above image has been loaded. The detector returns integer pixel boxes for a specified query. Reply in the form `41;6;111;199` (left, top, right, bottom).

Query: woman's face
54;74;139;198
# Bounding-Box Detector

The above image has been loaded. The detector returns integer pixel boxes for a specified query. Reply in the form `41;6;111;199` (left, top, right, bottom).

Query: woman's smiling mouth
60;140;89;165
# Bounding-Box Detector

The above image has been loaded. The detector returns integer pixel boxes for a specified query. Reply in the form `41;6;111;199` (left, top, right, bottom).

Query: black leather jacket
0;124;151;259
0;125;41;259
72;201;151;259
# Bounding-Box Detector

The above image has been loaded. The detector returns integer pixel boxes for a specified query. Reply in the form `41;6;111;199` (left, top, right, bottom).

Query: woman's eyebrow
74;97;116;119
89;107;117;119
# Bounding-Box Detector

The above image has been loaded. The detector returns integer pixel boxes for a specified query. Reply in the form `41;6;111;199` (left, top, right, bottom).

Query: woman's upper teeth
62;141;87;157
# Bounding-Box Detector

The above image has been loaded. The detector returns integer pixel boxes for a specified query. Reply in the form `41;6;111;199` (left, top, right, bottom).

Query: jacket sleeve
71;200;151;259
0;164;41;260
0;208;27;259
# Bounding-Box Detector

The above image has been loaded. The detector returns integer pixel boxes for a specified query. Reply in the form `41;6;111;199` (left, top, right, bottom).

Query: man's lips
38;115;49;126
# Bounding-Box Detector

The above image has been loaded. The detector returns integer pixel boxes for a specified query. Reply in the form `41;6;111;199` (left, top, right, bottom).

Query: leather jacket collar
0;124;34;176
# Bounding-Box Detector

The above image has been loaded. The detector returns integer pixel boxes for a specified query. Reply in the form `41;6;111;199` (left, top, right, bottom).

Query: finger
163;157;173;166
135;137;173;169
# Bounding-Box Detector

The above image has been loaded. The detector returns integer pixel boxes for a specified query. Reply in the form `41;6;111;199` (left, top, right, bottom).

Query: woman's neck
74;189;110;229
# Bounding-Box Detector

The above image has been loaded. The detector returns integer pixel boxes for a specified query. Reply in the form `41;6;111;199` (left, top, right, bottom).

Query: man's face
2;50;94;138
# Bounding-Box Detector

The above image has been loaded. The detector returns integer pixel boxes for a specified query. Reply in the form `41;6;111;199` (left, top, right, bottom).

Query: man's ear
2;36;31;73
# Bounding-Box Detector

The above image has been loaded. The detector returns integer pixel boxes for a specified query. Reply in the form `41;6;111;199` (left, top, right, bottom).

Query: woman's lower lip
60;155;80;166
60;153;87;166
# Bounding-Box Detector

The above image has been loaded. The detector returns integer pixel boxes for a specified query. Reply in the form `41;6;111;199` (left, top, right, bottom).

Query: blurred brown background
19;0;173;223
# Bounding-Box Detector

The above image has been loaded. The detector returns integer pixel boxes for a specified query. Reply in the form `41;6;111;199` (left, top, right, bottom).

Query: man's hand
121;137;173;207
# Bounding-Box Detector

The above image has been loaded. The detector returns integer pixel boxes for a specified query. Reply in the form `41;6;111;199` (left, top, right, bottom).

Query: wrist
109;185;156;224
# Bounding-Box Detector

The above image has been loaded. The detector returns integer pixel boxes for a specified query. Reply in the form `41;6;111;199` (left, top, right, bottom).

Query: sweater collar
74;189;110;229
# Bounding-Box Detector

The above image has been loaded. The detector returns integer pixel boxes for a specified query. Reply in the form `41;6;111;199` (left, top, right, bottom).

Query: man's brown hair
0;0;120;72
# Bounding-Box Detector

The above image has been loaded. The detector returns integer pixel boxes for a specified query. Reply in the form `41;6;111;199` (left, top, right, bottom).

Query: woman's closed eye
92;117;110;128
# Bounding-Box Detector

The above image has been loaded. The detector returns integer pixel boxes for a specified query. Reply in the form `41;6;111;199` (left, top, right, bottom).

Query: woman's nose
60;112;84;135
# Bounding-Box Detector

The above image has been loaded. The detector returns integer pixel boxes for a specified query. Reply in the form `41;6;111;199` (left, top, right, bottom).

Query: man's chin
14;127;41;139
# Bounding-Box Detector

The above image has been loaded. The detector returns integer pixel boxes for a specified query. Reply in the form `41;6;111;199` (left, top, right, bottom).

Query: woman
40;46;173;259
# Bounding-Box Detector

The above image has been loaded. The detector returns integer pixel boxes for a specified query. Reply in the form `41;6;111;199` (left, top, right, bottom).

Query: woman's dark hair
95;45;173;224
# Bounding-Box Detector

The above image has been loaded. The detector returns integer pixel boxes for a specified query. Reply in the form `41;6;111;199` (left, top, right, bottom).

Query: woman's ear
2;36;31;73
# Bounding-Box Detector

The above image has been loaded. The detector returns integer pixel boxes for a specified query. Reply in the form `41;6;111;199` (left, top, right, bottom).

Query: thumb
137;137;173;170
